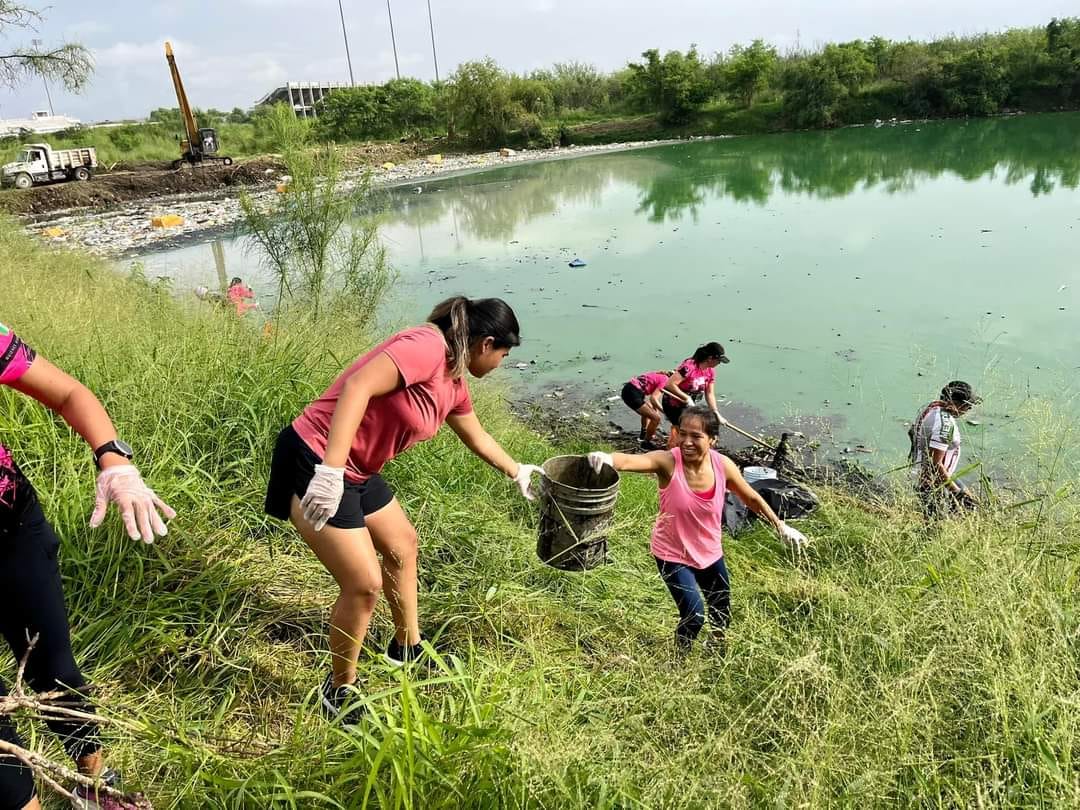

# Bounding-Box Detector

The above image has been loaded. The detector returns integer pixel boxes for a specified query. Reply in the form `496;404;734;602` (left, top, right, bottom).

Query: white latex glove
714;410;729;427
89;465;176;543
778;521;810;552
300;464;345;531
587;452;614;473
511;464;544;501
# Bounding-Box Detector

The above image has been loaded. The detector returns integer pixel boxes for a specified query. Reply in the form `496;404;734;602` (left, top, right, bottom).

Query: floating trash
568;257;587;268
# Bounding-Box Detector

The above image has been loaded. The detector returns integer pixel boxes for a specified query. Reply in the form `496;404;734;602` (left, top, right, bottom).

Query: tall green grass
2;223;1080;807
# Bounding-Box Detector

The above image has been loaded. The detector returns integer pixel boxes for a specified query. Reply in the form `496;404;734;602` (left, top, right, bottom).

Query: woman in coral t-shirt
587;405;809;656
265;296;542;722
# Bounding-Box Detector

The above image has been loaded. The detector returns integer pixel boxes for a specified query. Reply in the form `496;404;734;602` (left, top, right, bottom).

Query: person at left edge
264;296;543;724
0;321;175;810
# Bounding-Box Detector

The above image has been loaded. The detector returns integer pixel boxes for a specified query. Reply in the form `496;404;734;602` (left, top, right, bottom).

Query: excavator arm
165;41;200;160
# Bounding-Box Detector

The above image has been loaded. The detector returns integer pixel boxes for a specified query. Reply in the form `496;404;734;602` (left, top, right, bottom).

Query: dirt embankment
0;141;432;218
0;159;283;217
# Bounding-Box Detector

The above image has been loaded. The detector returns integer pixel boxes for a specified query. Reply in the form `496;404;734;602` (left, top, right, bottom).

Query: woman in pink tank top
588;405;809;654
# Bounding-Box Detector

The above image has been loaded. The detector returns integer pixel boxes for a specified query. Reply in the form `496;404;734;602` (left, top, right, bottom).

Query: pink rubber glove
89;465;176;543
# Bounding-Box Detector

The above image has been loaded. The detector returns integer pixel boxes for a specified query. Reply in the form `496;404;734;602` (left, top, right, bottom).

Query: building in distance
255;82;351;118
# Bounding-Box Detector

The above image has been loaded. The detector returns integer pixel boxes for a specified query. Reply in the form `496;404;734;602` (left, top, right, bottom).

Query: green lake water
135;112;1080;470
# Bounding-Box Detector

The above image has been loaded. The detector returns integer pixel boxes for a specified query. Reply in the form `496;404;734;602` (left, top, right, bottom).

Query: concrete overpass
255;82;351;118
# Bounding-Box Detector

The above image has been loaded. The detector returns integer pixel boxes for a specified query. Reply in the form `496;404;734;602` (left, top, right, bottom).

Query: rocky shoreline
22;138;717;258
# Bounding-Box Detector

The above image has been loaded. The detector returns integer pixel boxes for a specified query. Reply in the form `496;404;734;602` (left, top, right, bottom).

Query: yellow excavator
165;41;233;170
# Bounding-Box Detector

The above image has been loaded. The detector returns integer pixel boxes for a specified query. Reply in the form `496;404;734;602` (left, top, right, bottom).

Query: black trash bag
722;492;751;534
750;478;819;519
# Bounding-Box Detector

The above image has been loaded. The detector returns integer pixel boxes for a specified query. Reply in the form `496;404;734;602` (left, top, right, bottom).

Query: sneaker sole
383;653;405;668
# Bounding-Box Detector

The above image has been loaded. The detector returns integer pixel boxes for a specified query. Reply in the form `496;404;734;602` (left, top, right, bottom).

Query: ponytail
427;296;521;379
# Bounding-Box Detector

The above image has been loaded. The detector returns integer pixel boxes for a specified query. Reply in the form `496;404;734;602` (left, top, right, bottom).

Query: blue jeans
655;556;731;651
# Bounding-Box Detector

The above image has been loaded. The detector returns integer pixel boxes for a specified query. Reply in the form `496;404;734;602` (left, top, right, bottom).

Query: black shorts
620;382;648;411
662;393;692;427
264;425;394;530
0;482;101;809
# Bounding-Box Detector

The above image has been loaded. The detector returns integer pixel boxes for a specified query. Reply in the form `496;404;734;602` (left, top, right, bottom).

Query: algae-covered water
136;112;1080;467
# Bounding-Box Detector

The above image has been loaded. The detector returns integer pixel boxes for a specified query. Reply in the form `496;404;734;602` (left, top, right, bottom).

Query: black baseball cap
694;342;730;364
941;380;981;407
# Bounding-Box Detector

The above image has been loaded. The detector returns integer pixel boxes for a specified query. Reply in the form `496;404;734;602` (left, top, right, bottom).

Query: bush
445;58;520;146
508;76;554;116
627;46;714;124
781;43;876;128
314;80;440;142
723;39;778;108
240;104;393;322
547;62;609;111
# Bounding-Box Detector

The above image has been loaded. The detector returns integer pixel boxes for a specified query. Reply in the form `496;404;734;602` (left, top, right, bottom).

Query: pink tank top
651;448;727;568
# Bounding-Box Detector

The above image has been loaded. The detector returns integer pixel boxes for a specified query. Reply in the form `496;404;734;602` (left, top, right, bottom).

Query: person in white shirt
910;380;981;518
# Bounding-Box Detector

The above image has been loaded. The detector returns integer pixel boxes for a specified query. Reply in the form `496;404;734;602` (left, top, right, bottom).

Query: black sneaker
320;672;366;724
384;636;426;667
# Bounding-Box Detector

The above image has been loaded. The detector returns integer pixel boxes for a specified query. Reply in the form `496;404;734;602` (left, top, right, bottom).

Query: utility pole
386;0;401;80
337;0;355;86
427;0;440;82
31;39;54;115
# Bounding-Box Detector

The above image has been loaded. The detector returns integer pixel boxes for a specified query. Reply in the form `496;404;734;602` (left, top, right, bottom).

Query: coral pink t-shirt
293;326;473;482
651;448;727;568
629;371;670;395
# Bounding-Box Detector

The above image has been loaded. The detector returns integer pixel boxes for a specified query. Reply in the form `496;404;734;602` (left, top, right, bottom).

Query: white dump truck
1;143;98;189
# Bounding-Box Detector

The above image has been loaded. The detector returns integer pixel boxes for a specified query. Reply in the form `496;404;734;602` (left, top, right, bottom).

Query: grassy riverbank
3;224;1080;807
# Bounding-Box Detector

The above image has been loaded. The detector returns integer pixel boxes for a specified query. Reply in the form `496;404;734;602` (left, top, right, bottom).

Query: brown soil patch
0;157;286;217
337;140;439;168
0;140;451;217
567;115;663;139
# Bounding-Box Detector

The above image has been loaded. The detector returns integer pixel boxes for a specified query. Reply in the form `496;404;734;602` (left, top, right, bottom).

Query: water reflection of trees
377;113;1080;235
378;155;659;243
634;112;1080;221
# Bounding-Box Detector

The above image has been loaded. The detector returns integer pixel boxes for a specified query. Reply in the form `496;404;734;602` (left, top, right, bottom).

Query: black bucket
537;455;619;571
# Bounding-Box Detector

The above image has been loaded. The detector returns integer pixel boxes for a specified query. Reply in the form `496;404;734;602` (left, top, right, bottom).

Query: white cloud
94;38;195;69
64;20;113;40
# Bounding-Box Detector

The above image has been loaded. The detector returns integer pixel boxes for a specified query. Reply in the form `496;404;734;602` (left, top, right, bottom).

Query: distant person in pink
619;369;671;449
226;277;257;316
264;296;543;724
587;405;809;655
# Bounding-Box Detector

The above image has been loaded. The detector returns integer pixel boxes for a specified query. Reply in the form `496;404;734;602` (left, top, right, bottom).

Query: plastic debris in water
568;257;587;268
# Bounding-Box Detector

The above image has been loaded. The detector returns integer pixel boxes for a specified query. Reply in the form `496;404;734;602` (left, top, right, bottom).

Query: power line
427;0;440;83
337;0;355;87
386;0;401;80
31;39;54;115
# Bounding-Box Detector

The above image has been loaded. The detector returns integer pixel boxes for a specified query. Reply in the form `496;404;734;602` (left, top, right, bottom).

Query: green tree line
309;18;1080;147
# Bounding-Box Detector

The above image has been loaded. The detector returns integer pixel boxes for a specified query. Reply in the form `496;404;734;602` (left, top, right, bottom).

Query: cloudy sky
0;0;1073;122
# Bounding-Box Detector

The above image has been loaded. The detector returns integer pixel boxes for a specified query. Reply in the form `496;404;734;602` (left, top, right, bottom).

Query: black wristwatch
93;439;134;469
